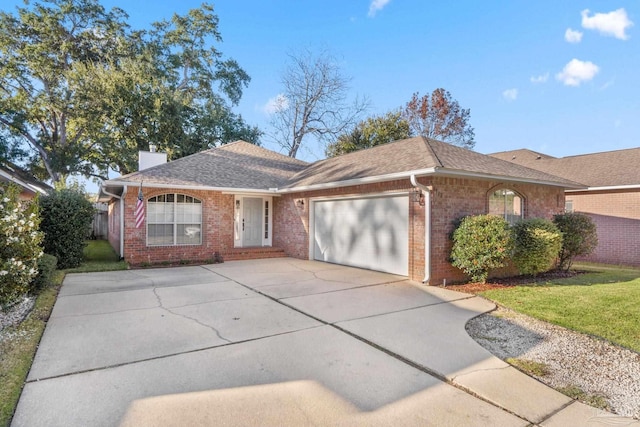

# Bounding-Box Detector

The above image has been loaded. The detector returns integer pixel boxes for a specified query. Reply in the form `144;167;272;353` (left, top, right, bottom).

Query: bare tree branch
268;48;369;158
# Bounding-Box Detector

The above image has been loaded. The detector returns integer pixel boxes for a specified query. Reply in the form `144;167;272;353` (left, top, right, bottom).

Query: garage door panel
313;195;408;276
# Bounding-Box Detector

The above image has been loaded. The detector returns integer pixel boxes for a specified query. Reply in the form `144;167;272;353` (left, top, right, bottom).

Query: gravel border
0;296;35;337
466;306;640;419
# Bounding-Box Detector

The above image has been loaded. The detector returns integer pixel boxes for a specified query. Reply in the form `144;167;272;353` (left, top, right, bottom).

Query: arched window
488;188;523;225
147;194;202;246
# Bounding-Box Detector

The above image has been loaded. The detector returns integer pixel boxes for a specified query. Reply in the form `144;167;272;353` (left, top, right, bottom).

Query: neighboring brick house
490;148;640;267
99;137;581;284
0;161;51;200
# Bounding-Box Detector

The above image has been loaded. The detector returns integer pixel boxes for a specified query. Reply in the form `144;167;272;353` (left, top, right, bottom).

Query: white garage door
313;194;409;276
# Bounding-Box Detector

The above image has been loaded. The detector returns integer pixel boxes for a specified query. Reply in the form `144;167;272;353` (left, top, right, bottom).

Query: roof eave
433;168;586;189
277;168;438;193
0;169;50;195
100;180;279;195
566;184;640;193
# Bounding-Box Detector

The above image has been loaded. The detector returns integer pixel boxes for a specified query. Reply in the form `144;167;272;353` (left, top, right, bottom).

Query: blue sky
5;0;639;166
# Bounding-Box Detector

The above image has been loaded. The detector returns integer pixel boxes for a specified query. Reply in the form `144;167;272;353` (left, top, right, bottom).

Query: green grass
480;263;640;353
557;385;610;411
0;272;62;427
1;240;128;426
62;240;128;273
506;358;549;377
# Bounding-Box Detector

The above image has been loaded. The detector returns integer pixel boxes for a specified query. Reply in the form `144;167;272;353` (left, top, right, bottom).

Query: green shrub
39;189;94;269
451;215;513;284
30;254;58;292
0;184;44;307
512;218;562;276
553;212;598;271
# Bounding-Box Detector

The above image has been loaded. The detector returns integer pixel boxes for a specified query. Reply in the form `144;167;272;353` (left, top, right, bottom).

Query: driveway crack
152;287;231;343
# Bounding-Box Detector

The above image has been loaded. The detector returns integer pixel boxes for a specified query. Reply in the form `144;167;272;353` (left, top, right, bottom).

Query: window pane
148;224;174;245
488;189;523;225
176;203;201;224
176;224;201;244
147;202;174;223
146;194;202;246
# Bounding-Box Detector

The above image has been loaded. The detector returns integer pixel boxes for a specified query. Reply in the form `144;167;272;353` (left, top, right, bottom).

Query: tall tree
402;89;475;149
269;48;368;158
326;111;410;157
0;0;259;183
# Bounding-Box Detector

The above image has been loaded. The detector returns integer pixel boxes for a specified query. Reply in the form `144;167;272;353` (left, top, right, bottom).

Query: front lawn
1;240;127;426
479;264;640;353
64;240;128;273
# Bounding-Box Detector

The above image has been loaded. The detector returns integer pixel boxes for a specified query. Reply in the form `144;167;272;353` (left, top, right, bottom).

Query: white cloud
555;59;599;87
581;8;633;40
530;73;549;84
502;88;518;101
262;94;289;115
368;0;391;17
565;28;583;43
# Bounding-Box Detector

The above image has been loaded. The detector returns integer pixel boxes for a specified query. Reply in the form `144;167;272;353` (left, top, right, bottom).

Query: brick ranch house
98;137;582;284
491;147;640;267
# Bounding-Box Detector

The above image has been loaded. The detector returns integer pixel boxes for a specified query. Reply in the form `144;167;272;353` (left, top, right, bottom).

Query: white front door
242;197;263;247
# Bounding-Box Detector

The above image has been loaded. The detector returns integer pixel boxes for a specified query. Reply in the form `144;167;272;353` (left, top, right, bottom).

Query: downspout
410;175;432;284
100;185;128;259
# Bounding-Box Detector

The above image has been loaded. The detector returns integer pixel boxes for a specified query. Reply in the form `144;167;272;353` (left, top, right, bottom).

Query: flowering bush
0;184;44;307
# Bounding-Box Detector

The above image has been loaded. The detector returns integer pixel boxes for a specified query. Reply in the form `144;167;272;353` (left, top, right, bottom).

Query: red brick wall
112;178;565;282
429;177;565;283
566;189;640;266
122;187;235;265
274;177;565;284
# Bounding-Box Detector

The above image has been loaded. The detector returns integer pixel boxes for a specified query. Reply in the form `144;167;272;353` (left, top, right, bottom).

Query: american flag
135;184;145;229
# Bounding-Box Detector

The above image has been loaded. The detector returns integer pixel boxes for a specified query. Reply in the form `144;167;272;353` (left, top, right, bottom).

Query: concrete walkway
12;258;638;426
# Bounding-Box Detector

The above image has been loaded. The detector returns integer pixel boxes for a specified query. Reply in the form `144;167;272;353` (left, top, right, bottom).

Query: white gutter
432;168;585;189
0;169;49;195
410;174;432;284
102;180;279;195
99;184;127;259
566;184;640;193
278;168;438;193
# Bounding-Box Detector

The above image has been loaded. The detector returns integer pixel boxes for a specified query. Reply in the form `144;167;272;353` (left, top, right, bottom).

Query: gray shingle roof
490;147;640;187
284;137;581;188
106;138;583;193
111;141;308;189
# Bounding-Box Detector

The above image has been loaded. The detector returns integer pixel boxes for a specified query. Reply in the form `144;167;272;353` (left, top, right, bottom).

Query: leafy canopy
327;88;475;157
325;111;410;157
0;0;259;183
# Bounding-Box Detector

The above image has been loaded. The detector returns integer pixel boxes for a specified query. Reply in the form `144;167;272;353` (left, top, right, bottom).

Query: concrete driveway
12;258;635;426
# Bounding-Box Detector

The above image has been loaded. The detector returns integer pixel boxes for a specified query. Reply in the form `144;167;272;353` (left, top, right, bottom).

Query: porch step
221;247;287;261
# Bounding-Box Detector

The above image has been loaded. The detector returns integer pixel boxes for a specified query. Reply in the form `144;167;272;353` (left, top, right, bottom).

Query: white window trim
146;193;203;247
234;195;273;248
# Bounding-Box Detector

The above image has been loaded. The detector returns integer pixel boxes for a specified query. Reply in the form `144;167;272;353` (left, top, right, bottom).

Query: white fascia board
566;184;640;193
433;168;586;189
276;168;438;193
101;180;278;195
0;169;48;195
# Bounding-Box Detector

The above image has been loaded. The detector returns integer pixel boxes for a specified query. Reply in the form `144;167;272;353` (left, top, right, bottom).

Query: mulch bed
440;270;584;294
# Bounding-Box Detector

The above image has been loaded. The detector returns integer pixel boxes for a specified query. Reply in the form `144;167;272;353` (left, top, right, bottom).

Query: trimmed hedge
450;215;513;284
553;212;598;271
30;254;57;292
512;218;562;276
39;190;94;269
